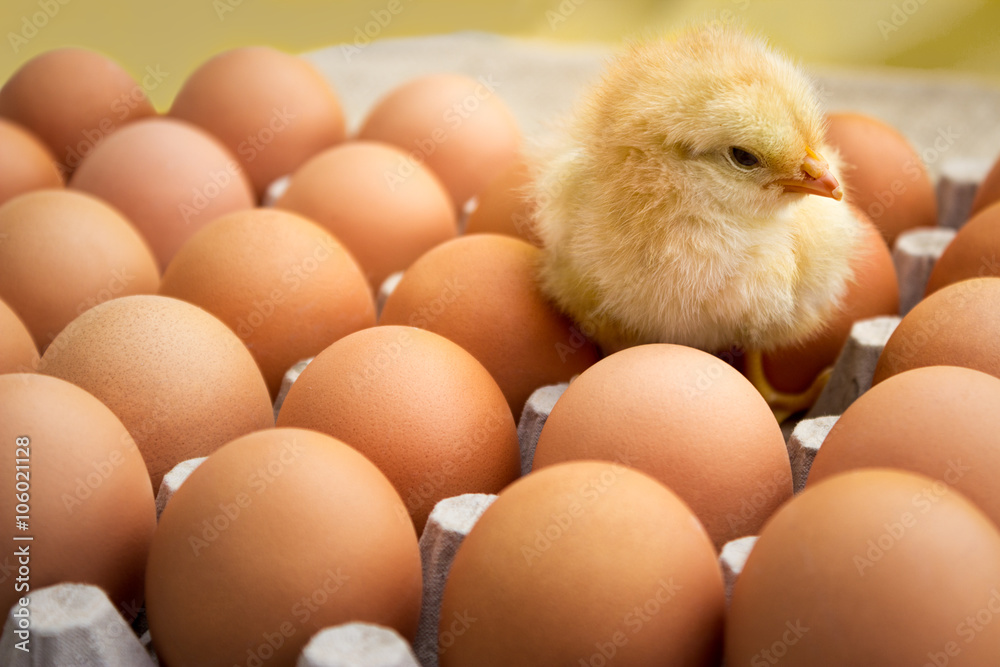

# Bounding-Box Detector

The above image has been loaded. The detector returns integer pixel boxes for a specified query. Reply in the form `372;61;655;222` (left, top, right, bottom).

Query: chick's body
533;25;860;355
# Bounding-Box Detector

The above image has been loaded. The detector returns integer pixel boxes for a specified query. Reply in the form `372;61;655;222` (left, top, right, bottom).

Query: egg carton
0;153;982;667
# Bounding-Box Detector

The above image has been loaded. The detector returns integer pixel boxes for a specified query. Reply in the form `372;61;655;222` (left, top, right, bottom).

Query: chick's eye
730;147;760;168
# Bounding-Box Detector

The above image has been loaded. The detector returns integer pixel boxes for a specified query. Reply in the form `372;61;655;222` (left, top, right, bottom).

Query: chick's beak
775;146;844;201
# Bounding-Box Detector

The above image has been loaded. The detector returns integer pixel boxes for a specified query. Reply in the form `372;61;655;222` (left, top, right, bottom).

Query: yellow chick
531;23;860;416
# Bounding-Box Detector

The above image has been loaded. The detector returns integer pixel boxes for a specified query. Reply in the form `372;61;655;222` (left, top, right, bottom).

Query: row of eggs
3;43;1000;666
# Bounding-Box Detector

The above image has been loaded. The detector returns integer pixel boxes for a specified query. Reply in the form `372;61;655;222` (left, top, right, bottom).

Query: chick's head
582;24;842;221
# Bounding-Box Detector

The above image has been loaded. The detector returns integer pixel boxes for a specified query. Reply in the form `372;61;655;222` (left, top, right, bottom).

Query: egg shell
0;374;155;619
762;210;898;392
357;74;520;208
379;234;599;419
0;297;39;374
0;189;160;351
438;461;724;666
873;276;1000;384
276;141;456;288
169;47;346;197
276;326;520;532
532;344;790;549
809;365;1000;529
0;118;62;205
726;469;1000;665
825;112;936;246
38;295;273;490
146;427;422;667
464;155;540;245
970;152;1000;217
0;48;156;175
925;201;1000;295
69;117;255;269
159;208;375;398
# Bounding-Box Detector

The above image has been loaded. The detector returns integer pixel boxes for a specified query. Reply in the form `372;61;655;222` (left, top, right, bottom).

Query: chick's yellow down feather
532;24;861;357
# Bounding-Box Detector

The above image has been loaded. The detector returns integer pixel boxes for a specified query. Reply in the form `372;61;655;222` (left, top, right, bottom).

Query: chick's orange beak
775;146;844;201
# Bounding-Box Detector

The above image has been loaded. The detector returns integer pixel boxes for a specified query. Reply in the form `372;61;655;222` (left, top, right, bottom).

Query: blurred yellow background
3;0;999;110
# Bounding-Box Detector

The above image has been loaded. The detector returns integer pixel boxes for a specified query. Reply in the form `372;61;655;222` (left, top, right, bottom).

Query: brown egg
276;326;520;531
0;118;62;205
357;74;520;208
0;374;155;619
761;209;898;392
147;428;422;667
925;201;1000;295
70;117;255;269
379;234;599;419
533;344;789;549
809;366;1000;529
464;155;540;245
970;152;1000;217
0;48;156;175
0;189;160;350
160;208;374;398
169;47;346;197
439;461;724;666
873;277;1000;385
38;295;273;490
0;298;38;374
276;141;456;287
825;112;936;246
727;469;1000;666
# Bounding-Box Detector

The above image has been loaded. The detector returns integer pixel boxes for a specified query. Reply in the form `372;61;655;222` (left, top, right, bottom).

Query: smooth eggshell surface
0;374;155;619
0;189;160;351
0;47;155;175
70;117;255;270
276;326;520;532
146;428;422;667
276;140;456;288
439;461;724;667
169;46;346;196
379;234;599;419
159;207;374;398
809;365;1000;528
925;201;1000;295
873;276;1000;384
0;298;39;374
38;295;273;490
357;73;520;208
727;469;1000;666
532;343;790;549
824;112;936;246
0;118;63;206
